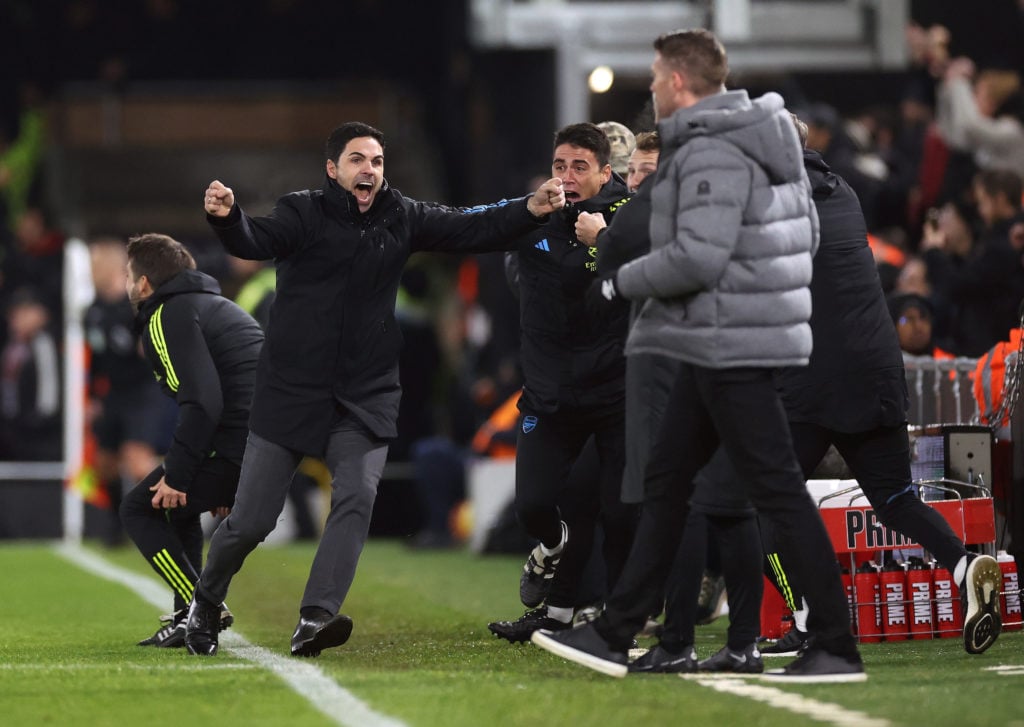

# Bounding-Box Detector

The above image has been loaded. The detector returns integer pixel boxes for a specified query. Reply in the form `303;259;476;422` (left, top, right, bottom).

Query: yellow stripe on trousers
767;552;797;612
152;549;194;603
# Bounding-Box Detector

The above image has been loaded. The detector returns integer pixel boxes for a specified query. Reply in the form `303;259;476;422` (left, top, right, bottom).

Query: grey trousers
196;415;388;614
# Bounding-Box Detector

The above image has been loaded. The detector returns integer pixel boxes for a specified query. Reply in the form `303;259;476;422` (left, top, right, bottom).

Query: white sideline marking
694;678;891;727
55;543;407;727
0;662;257;671
985;665;1024;676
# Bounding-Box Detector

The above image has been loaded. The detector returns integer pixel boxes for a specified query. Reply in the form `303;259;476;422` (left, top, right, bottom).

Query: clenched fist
527;178;566;218
204;180;234;217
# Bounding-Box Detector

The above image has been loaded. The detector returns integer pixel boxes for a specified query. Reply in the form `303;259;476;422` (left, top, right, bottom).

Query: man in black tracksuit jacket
120;233;263;648
758;144;1004;656
488;123;636;642
188;121;566;657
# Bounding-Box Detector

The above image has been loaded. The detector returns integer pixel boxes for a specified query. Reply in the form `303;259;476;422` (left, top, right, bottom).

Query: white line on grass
55;543;408;727
0;662;258;671
693;677;891;727
985;665;1024;676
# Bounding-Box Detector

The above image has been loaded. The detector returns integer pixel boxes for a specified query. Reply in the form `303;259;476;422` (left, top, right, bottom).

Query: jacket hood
802;148;839;200
659;90;804;185
136;269;221;322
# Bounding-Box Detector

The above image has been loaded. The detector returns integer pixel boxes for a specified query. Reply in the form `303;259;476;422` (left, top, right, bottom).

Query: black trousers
120;459;240;612
514;401;637;609
595;363;855;654
762;421;967;602
662;509;763;651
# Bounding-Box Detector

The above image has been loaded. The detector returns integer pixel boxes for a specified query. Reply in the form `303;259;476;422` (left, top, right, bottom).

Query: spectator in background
0;84;46;235
936;57;1024;183
803;102;885;230
889;293;952;358
0;288;60;461
84;237;168;543
0;207;64;317
923;169;1024;355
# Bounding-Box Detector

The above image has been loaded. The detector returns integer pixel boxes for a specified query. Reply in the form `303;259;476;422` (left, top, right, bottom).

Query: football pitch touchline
693;678;891;727
54;543;408;727
0;662;258;671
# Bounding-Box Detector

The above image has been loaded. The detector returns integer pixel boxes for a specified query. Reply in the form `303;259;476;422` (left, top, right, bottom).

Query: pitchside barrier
761;354;1024;642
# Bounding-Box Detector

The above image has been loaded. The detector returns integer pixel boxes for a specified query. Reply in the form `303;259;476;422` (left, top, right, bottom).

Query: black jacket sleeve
406;196;542;254
148;300;224;492
207;194;307;260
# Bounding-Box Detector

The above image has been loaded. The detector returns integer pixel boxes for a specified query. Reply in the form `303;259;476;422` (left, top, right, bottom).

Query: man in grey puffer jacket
533;28;865;683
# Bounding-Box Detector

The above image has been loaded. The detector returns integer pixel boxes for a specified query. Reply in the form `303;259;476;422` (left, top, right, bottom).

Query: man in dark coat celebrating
186;121;565;657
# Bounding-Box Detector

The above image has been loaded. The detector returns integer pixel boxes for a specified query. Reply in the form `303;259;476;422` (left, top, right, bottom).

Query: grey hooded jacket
616;90;818;369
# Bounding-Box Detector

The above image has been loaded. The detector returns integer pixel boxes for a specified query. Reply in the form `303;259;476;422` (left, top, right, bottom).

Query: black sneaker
762;647;867;683
695;571;727;625
184;597;222;656
520;523;568;608
760;627;809;657
145;602;234;648
628;644;698;674
698;643;763;674
531;622;628;678
137;614;185;651
961;554;1002;654
488;607;571;644
291;613;354;657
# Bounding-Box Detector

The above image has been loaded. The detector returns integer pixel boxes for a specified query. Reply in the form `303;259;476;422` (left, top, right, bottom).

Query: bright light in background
588;65;614;94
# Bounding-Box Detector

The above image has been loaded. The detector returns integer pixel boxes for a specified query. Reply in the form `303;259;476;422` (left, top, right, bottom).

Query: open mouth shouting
353;176;377;207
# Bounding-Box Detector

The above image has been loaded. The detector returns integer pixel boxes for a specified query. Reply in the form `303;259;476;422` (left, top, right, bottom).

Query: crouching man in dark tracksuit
120;233;263;647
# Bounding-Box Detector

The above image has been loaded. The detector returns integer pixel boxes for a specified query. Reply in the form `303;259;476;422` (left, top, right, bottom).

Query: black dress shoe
185;597;222;656
291;613;354;657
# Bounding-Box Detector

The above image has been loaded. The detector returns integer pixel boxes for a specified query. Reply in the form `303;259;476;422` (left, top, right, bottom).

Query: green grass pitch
0;540;1020;726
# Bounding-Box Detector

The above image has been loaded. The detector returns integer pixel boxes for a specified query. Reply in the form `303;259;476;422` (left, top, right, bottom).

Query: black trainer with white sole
962;553;1002;654
761;647;866;683
760;627;809;657
531;623;628;678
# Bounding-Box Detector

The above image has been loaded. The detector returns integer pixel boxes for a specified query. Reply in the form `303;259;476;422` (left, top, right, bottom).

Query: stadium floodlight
588;66;614;94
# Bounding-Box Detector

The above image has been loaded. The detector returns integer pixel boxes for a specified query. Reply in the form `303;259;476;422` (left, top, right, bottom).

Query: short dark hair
325;122;386;163
553;122;611;168
653;28;728;97
126;233;196;289
974;169;1023;211
634;130;660;153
